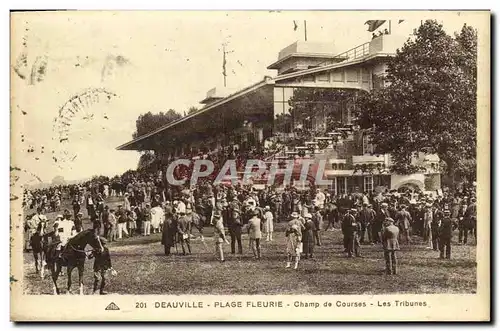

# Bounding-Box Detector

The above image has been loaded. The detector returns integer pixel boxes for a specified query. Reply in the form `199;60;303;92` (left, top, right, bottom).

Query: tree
285;87;362;146
137;150;157;170
51;175;65;185
187;106;199;115
356;20;477;183
132;109;182;139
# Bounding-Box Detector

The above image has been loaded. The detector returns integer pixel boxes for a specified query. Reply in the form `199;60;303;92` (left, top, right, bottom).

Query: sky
10;11;482;184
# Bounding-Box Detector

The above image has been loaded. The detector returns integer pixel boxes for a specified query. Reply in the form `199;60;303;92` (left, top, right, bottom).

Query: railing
334;42;370;63
318;41;371;66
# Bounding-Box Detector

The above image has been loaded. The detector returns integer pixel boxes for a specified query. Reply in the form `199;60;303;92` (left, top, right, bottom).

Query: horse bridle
68;234;104;254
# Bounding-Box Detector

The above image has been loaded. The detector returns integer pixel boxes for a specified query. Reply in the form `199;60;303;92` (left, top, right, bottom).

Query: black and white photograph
10;10;490;321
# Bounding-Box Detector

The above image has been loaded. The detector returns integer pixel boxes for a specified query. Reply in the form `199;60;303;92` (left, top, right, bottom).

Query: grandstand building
117;32;441;194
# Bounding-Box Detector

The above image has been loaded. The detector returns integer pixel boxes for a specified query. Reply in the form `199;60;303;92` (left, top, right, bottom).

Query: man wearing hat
213;212;229;262
457;201;469;244
382;218;400;275
26;207;48;251
374;203;390;244
263;206;274;242
246;209;262;259
359;203;375;244
228;198;243;254
302;213;316;259
423;203;434;249
75;211;84;233
342;209;361;257
89;237;114;295
143;203;152;236
177;209;192;255
55;211;76;260
396;205;412;244
116;205;129;239
464;197;477;244
438;209;457;259
312;206;323;246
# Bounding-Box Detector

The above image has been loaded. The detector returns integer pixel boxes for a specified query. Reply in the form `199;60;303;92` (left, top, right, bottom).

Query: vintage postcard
10;10;490;321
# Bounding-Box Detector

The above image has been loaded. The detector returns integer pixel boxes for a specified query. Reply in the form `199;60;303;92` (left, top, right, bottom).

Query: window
303;75;315;82
332;70;344;82
361;68;370;83
364;176;374;193
347;177;357;193
317;73;329;82
330;177;337;195
274;87;294;134
337;177;346;195
273;87;284;102
346;69;359;82
372;74;385;89
362;134;374;154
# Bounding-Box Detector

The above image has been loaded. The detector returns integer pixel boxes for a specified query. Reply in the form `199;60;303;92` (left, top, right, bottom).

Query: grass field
22;200;477;295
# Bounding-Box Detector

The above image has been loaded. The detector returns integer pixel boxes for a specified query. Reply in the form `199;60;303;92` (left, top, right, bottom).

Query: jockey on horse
54;209;77;261
25;207;48;251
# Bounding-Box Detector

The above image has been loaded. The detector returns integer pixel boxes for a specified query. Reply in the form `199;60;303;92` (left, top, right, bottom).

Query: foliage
356;21;477;180
187;106;199;115
137;151;157;171
281;88;362;145
132;109;182;140
51;176;65;185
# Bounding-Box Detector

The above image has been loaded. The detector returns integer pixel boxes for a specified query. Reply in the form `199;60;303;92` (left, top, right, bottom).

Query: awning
116;79;274;151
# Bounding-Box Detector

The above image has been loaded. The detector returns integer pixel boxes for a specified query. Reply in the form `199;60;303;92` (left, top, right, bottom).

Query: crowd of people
25;165;477;276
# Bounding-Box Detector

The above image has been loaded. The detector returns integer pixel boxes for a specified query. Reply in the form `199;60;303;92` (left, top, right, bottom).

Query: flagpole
304;20;307;41
389;20;392;34
223;45;227;87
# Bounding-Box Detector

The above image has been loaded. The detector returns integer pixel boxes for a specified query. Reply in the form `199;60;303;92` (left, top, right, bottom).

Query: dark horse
30;222;49;279
46;229;103;295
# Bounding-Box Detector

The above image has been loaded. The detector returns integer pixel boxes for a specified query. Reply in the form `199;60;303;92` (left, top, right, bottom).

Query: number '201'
136;302;147;308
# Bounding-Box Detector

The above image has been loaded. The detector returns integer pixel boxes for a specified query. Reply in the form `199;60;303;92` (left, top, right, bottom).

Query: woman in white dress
285;212;304;270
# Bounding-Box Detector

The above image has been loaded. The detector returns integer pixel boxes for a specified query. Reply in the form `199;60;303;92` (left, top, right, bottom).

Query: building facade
117;33;441;194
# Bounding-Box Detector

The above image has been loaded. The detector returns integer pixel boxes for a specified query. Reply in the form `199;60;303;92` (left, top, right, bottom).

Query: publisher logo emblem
105;302;120;311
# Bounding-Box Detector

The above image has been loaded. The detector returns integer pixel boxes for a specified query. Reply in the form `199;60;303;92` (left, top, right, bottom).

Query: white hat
56;214;63;219
304;213;312;219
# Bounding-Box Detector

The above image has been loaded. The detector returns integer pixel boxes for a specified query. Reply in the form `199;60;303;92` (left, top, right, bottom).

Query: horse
30;221;48;279
45;229;104;295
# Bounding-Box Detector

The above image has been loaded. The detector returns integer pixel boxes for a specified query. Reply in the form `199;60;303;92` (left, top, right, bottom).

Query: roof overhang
267;53;343;70
116;78;275;151
274;53;395;82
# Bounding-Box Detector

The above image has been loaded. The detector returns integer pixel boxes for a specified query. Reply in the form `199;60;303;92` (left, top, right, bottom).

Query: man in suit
312;206;323;246
358;203;376;244
439;209;457;259
423;204;434;249
374;202;390;244
342;209;360;257
341;209;355;253
177;212;192;255
395;205;412;244
464;197;477;244
228;198;243;254
382;217;400;275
